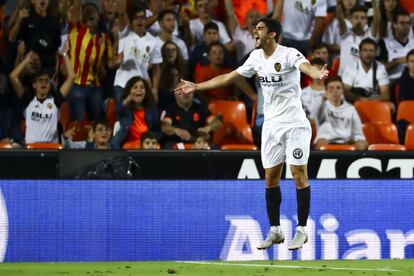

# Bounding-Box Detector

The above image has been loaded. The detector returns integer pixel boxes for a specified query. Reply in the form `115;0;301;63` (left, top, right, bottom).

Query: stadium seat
208;100;248;125
26;143;63;149
221;144;258;150
123;140;141;149
0;142;12;149
362;123;399;144
59;101;71;130
405;124;414;150
394;82;400;107
318;144;356;151
66;120;94;141
368;144;406;151
354;100;392;124
212;123;254;146
105;97;117;128
397;100;414;123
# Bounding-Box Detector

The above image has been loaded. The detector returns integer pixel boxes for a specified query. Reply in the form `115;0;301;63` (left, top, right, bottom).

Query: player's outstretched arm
174;70;242;95
299;63;329;81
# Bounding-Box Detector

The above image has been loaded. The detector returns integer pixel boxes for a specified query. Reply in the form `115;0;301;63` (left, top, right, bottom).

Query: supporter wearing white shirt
342;38;390;103
154;9;188;61
280;0;327;55
315;77;368;150
337;5;380;76
190;0;234;52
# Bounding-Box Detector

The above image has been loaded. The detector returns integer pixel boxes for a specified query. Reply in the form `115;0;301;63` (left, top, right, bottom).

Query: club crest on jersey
146;46;150;53
293;148;303;159
47;103;53;110
274;63;281;72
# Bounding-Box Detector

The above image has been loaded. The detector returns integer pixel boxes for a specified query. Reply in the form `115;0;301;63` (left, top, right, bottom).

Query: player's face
94;124;111;145
359;43;376;65
326;81;343;103
129;80;146;104
203;29;219;44
407;55;414;74
351;11;368;34
208;45;224;66
394;15;411;37
312;48;329;63
253;22;274;49
160;14;176;33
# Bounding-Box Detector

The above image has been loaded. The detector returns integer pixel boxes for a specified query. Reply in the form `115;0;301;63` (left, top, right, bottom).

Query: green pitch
0;259;413;276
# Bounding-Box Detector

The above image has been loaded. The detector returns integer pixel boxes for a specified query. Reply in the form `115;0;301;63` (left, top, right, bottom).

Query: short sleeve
150;43;162;65
341;68;355;86
287;48;309;69
216;21;231;44
314;0;328;17
377;63;390;86
236;52;257;78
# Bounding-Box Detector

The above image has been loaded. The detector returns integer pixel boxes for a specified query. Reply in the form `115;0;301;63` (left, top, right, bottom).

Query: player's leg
257;163;285;250
285;126;312;251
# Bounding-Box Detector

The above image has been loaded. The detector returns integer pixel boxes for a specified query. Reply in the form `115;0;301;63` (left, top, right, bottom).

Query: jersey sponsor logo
31;112;52;120
293;148;303;159
258;76;283;83
274;63;281;72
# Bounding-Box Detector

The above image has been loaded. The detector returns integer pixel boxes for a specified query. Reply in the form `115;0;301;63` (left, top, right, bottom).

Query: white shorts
261;121;311;169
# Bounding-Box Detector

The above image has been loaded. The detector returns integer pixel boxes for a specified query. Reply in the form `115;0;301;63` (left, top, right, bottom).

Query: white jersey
322;18;352;47
383;34;414;80
154;35;189;60
114;30;162;88
237;45;310;126
23;93;61;144
316;100;365;143
301;85;325;121
282;0;327;41
233;26;255;62
342;59;389;97
189;18;231;46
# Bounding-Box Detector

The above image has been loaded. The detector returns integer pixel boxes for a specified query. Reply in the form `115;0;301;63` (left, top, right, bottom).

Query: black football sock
266;186;281;227
296;186;311;227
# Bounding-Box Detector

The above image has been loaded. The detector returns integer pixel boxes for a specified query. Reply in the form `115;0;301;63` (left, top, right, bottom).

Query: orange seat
106;97;117;128
405;124;414;150
397;100;414;123
66;120;94;141
354;100;392;124
221;144;258;150
0;142;12;149
212;123;254;146
26;143;63;149
368;144;406;151
123;140;141;149
250;101;257;128
319;144;356;151
208;100;248;125
363;123;399;144
59;101;71;130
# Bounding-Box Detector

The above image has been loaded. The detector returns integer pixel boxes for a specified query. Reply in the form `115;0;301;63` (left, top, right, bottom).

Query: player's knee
290;167;308;188
265;174;280;188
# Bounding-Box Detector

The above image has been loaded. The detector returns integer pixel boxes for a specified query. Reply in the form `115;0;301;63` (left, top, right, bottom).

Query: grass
0;259;413;276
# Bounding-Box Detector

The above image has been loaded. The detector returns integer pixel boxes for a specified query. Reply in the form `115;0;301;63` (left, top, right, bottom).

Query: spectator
343;38;390;103
161;40;186;77
158;63;180;111
63;119;114;149
67;0;121;121
145;0;170;36
315;76;368;150
9;50;75;144
101;0;118;32
338;5;380;75
277;0;327;56
302;43;336;88
140;130;159;149
323;0;357;56
114;1;161;112
0;94;24;148
378;0;403;39
112;76;160;148
12;42;42;94
377;10;414;81
189;0;234;52
224;0;262;62
155;9;188;61
194;41;257;102
301;58;326;125
10;0;61;70
191;131;210;150
397;49;414;101
161;90;221;148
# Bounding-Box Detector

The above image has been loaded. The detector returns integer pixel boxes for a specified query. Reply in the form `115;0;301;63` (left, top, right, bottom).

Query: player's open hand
174;79;196;95
319;64;329;81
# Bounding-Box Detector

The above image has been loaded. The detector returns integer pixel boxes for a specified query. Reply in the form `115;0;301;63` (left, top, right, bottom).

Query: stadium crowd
0;0;413;150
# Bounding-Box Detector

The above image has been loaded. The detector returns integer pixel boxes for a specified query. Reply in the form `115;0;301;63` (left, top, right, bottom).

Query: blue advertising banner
0;180;413;262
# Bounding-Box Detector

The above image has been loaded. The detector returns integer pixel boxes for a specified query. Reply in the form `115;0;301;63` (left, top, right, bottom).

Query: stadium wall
0;179;413;262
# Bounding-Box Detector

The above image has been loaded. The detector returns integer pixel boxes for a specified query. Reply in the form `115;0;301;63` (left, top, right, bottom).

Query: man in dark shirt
397;49;414;101
161;91;221;148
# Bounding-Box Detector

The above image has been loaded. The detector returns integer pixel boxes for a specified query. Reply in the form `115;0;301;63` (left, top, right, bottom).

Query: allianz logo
220;215;414;261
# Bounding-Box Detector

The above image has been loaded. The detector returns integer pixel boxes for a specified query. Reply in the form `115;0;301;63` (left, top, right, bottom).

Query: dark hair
207;41;225;55
257;17;282;42
203;21;219;33
191;131;210;144
359;38;377;51
160;40;186;74
392;9;410;23
127;5;146;23
351;5;368;15
324;76;343;88
93;119;111;131
407;49;414;61
379;1;402;38
310;58;325;67
31;68;53;83
121;76;154;108
311;42;329;53
157;9;176;22
141;131;158;143
160;64;180;91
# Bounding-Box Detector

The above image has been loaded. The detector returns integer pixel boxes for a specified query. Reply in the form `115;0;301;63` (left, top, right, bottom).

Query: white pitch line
177;261;402;272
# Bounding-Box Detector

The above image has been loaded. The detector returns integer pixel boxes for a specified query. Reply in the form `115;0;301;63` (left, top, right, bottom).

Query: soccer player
175;18;329;250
